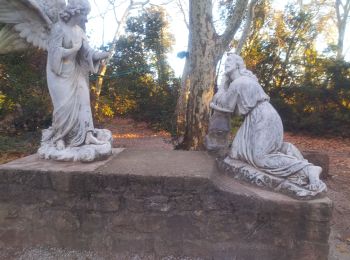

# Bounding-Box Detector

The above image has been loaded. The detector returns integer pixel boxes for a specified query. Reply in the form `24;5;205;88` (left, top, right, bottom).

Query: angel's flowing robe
45;23;99;147
211;76;311;178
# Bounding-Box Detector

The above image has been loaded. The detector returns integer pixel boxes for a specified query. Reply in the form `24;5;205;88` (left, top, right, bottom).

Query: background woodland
0;0;349;152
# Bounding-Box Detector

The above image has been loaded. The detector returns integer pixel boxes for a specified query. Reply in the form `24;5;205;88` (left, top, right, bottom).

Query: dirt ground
0;117;349;259
102;118;173;150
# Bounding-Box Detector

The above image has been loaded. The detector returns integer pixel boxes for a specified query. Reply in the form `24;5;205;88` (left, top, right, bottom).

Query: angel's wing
0;0;65;53
0;24;29;53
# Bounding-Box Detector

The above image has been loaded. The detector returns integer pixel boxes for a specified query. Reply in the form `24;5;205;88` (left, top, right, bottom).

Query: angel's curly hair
59;0;91;23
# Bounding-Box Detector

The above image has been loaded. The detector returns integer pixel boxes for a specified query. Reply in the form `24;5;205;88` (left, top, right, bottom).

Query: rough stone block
0;150;332;259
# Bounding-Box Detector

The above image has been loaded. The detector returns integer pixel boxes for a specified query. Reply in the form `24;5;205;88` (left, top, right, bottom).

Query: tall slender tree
177;0;256;150
335;0;350;60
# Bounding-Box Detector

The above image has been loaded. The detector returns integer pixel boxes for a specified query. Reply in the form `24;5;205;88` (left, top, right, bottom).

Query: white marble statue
0;0;113;162
207;53;327;198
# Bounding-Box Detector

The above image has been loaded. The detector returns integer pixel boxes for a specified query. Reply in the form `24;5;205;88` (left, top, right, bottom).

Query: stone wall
0;150;332;259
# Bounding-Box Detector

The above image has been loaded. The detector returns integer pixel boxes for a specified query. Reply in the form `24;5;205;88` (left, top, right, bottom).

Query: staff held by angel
0;0;112;160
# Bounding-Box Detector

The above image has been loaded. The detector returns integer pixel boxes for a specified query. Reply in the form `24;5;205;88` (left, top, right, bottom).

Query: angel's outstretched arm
93;51;110;61
78;38;109;73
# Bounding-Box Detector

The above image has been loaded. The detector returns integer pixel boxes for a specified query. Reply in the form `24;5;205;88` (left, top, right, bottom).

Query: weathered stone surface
0;150;332;259
218;157;327;199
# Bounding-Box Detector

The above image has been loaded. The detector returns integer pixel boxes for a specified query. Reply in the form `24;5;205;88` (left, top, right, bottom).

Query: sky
86;0;350;77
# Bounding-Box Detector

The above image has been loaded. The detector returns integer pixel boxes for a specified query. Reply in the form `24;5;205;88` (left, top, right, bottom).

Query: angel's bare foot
56;139;65;150
85;131;105;145
306;166;322;191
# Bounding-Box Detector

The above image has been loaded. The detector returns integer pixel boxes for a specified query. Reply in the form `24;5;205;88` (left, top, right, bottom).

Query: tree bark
176;57;190;138
178;0;249;150
335;0;350;60
236;0;258;54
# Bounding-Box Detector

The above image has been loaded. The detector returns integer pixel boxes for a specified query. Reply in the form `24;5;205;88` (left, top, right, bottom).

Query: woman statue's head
225;53;245;76
224;52;258;82
60;0;91;29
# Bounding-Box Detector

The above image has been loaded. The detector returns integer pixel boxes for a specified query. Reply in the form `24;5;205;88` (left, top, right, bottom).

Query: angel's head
67;0;91;13
60;0;91;29
39;0;67;23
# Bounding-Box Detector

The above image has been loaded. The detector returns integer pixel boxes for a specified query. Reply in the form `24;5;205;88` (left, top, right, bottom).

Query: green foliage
0;132;41;154
99;7;179;133
241;2;350;137
0;7;178;137
0;50;51;133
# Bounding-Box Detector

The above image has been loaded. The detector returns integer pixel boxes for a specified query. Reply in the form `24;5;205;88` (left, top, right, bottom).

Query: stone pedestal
218;157;327;199
0;150;332;259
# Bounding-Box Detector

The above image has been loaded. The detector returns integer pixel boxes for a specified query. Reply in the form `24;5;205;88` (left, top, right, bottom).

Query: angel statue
206;53;327;199
0;0;113;162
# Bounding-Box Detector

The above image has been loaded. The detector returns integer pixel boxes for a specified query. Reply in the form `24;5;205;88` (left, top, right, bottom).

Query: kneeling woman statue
206;53;326;199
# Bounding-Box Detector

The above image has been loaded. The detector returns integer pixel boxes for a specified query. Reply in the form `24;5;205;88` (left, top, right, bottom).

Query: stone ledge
217;157;327;200
0;150;332;259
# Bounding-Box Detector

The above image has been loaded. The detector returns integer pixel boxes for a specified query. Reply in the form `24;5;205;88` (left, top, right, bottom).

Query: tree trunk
182;58;219;150
93;63;108;114
176;57;190;138
178;0;249;150
236;0;258;54
178;0;221;150
335;0;350;60
337;20;346;60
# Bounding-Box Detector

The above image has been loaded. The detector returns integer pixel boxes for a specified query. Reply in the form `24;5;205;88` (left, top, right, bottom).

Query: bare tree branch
93;0;152;113
235;0;258;54
106;0;151;55
93;0;108;44
176;0;189;29
219;0;249;49
335;0;350;59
